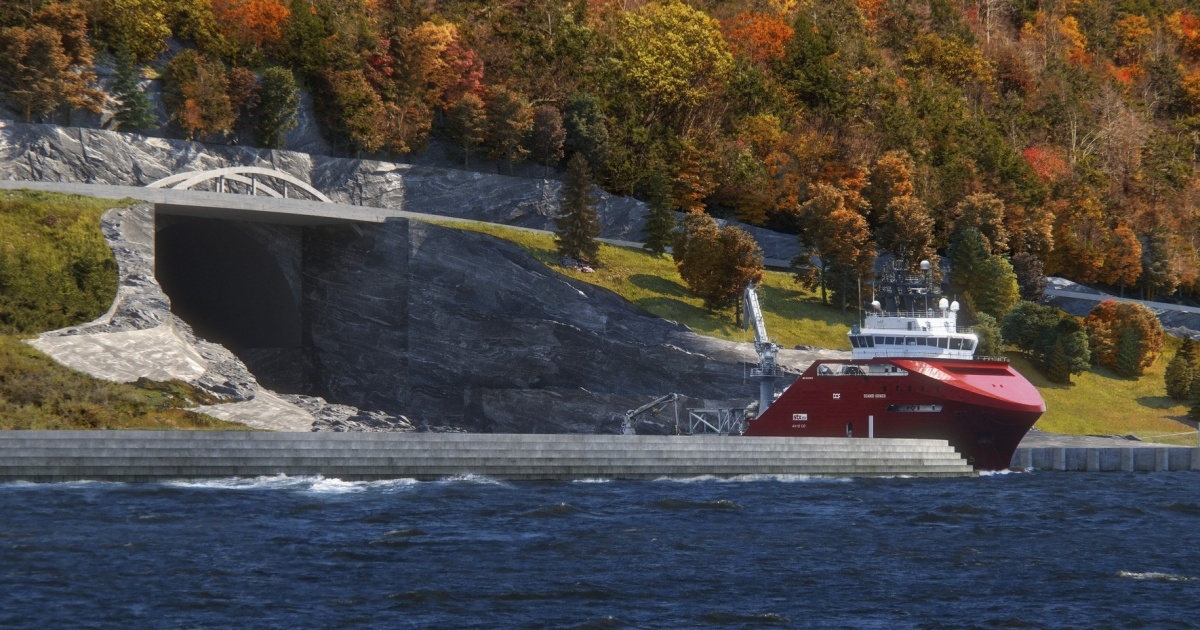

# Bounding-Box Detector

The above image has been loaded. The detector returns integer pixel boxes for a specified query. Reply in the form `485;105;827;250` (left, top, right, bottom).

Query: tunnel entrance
155;216;303;392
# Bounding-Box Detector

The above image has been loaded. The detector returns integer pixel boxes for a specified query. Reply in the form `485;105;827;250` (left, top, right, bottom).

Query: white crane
743;283;782;417
620;393;680;435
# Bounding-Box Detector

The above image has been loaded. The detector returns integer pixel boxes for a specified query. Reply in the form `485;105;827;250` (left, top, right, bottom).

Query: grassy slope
435;221;856;350
442;220;1197;444
0;190;247;431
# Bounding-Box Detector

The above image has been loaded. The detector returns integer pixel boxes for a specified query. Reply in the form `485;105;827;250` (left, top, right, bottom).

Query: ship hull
743;358;1045;470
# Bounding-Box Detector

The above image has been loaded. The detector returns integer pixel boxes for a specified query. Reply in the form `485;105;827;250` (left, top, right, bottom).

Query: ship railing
749;366;784;379
854;349;976;358
974;355;1010;363
858;323;978;335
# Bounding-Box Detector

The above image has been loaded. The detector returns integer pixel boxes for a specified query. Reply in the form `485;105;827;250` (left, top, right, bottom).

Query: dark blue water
1;472;1198;629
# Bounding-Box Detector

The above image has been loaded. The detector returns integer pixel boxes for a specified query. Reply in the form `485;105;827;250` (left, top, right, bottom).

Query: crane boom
743;283;781;417
620;393;680;435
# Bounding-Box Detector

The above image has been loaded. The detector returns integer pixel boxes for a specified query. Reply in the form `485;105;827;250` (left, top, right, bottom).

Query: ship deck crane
620;393;680;435
743;283;782;417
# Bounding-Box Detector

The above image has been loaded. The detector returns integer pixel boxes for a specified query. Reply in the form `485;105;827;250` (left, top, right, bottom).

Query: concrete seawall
1011;447;1200;472
0;431;975;481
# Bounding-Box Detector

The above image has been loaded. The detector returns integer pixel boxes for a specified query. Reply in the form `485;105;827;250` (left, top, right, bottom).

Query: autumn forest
3;0;1200;305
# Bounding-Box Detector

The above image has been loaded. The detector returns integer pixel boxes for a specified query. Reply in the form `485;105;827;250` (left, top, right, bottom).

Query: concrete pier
1010;446;1200;472
0;431;975;482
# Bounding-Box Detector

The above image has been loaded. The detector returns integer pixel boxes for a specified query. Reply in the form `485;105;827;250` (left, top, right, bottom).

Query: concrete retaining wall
1011;447;1200;472
0;431;975;481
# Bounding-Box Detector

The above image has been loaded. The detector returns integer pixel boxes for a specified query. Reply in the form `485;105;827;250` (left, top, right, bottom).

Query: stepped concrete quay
0;432;975;482
1010;447;1200;472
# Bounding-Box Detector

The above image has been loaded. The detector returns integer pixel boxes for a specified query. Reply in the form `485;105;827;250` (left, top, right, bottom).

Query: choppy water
1;472;1198;629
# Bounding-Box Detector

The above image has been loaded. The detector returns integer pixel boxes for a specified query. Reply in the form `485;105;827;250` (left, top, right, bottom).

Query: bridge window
875;336;884;345
916;338;927;346
905;337;917;346
886;404;943;413
937;338;948;349
964;339;976;351
850;336;861;348
950;338;963;350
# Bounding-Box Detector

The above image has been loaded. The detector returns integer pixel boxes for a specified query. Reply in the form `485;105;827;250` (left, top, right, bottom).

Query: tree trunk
840;274;848;315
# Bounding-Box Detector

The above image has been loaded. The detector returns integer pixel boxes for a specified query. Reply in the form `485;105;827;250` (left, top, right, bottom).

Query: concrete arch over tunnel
154;216;303;391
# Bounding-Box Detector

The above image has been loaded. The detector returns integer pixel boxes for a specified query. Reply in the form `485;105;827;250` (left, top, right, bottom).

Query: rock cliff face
291;218;819;433
0;120;801;261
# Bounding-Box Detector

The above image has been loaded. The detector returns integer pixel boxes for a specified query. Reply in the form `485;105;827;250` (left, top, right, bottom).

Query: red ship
739;263;1045;471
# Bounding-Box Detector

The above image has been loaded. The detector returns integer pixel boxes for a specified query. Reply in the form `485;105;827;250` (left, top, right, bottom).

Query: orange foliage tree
721;12;793;66
1048;196;1110;283
1168;10;1200;60
1022;146;1069;183
211;0;290;61
1084;300;1164;376
1102;225;1142;294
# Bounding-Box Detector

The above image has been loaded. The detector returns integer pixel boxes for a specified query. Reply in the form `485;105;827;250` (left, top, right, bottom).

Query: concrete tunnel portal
154;216;303;389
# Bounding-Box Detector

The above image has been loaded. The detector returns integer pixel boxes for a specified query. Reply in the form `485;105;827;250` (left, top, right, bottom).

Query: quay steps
0;431;976;481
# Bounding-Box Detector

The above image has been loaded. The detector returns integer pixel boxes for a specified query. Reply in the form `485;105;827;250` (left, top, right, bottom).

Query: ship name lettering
792;413;808;421
863;393;886;399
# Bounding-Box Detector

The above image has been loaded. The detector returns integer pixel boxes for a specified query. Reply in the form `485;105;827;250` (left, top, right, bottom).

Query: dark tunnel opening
155;216;303;390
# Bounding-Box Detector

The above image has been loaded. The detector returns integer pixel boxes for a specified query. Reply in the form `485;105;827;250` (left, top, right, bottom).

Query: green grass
0;190;246;431
429;220;856;350
0;336;250;430
1013;336;1198;445
436;219;1200;444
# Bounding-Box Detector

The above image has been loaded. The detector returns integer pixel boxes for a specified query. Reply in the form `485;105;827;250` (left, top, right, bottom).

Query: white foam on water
1116;571;1198;583
980;469;1024;477
571;478;613;484
164;475;420;493
436;473;513;487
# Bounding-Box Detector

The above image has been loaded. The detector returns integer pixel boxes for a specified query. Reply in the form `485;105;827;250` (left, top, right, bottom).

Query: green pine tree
641;165;675;257
1046;338;1072;384
1115;327;1142;378
1190;397;1200;422
556;154;601;265
1165;347;1194;400
254;67;299;148
111;48;155;132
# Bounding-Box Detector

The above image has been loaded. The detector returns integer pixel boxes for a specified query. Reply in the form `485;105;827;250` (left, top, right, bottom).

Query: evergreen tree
1190;397;1200;423
255;66;299;148
530;105;565;176
1011;252;1047;302
972;313;1004;357
563;92;609;174
111;48;155;132
1164;345;1194;400
1047;338;1073;384
1115;328;1142;378
556;154;601;265
447;93;487;169
641;165;675;257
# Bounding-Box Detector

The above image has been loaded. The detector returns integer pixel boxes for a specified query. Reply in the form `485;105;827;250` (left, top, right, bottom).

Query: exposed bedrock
293;218;820;433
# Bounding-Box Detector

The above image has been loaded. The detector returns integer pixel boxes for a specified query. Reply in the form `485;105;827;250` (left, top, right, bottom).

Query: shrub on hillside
0;192;118;334
1084;300;1164;377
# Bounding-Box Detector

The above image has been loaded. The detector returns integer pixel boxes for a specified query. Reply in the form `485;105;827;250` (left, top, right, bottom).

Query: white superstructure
849;259;978;361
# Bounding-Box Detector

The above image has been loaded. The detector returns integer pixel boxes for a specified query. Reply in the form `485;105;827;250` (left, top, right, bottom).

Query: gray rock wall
294;218;796;433
0;120;801;260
